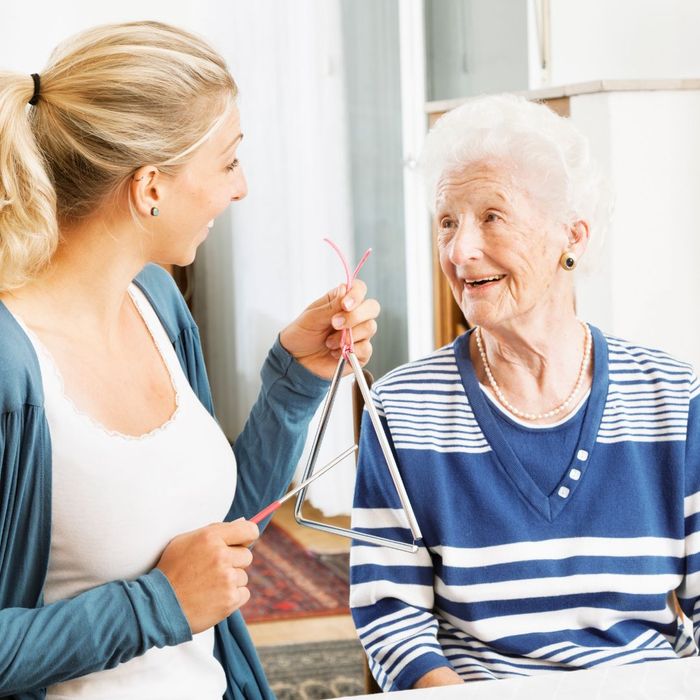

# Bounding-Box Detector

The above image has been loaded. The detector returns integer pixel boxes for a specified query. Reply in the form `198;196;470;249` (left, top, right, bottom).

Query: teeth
466;274;504;286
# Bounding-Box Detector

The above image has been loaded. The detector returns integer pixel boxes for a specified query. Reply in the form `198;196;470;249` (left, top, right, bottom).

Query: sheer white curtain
195;0;358;516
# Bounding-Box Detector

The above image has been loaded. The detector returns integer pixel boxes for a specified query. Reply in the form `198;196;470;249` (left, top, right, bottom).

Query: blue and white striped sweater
350;326;700;691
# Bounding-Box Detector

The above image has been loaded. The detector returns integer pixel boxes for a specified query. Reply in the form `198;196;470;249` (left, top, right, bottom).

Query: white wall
425;0;529;100
572;89;700;370
523;0;700;368
528;0;700;89
1;1;207;71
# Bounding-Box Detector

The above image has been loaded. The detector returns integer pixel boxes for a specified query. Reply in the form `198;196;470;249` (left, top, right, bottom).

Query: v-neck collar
453;325;609;522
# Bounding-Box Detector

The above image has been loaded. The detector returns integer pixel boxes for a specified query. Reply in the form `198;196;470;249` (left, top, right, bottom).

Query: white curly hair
420;93;613;261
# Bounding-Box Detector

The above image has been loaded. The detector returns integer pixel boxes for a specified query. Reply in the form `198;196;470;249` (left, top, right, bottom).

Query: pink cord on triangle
323;238;372;359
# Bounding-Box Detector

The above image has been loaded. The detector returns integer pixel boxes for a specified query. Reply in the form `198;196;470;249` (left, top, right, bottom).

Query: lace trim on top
13;285;181;442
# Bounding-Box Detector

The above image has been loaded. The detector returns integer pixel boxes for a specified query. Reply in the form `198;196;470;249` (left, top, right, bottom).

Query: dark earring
560;252;576;271
150;207;160;217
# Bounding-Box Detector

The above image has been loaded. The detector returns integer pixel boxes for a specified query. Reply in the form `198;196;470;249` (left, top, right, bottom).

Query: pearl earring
150;207;160;217
560;252;576;270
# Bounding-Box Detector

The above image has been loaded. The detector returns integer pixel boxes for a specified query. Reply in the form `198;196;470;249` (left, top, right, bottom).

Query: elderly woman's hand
279;280;380;380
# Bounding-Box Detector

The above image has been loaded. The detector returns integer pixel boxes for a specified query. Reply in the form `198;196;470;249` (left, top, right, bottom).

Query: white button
577;449;589;461
558;486;570;498
569;468;581;481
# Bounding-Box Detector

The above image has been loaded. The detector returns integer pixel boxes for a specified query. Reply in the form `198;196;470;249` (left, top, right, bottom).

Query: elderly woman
349;94;700;691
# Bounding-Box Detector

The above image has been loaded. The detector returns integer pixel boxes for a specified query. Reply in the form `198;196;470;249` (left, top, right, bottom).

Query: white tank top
17;284;236;699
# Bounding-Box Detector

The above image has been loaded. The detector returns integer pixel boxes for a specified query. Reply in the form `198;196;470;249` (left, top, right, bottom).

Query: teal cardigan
0;264;330;699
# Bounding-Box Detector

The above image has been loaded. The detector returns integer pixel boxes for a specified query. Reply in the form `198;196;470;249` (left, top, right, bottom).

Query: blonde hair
0;21;237;291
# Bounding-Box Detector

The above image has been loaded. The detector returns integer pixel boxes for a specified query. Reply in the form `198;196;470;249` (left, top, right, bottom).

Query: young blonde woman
0;21;379;700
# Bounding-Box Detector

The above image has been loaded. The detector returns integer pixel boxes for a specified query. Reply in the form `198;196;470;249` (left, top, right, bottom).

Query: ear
129;166;165;217
568;219;590;257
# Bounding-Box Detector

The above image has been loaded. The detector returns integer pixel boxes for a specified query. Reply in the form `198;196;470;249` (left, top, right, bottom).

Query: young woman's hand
279;280;380;379
156;519;259;634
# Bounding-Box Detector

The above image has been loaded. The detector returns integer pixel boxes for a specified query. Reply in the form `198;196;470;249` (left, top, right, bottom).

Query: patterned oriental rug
242;523;350;624
258;639;366;699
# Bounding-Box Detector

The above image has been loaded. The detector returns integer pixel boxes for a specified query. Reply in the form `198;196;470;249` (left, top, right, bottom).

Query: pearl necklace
475;322;592;422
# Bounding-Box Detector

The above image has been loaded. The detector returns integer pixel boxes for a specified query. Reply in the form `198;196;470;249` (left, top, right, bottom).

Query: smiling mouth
464;274;505;288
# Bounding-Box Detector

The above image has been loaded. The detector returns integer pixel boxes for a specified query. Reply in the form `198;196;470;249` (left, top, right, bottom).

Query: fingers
231;567;249;588
221;567;250;617
307;279;368;315
298;279;377;336
341;278;367;311
236;584;251;609
156;520;258;633
330;297;381;332
278;276;378;378
211;519;259;548
325;290;379;365
230;544;254;570
335;339;373;366
305;284;346;311
325;319;378;350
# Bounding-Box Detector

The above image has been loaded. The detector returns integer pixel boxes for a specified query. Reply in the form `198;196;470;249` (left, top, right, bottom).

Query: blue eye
226;159;240;172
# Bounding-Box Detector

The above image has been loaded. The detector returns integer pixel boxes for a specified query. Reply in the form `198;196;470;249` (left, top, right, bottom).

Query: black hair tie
28;73;41;106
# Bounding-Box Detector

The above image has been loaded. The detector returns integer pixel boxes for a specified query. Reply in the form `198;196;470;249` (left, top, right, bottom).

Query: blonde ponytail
0;21;237;291
0;73;58;291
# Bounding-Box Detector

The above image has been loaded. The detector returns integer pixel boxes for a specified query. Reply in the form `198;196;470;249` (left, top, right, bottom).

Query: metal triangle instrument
249;445;357;525
251;238;421;552
293;350;422;553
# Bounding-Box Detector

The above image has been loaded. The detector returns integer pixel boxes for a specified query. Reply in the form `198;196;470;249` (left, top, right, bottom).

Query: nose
445;218;483;266
231;165;248;202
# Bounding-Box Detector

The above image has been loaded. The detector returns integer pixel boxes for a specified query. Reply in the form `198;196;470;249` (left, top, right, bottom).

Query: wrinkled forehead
434;160;519;210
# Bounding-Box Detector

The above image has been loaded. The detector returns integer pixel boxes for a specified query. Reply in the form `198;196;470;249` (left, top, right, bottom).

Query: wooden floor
249;613;357;646
268;498;351;555
247;499;357;646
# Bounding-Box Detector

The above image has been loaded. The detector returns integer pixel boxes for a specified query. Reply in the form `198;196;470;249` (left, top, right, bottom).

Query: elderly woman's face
435;161;571;330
